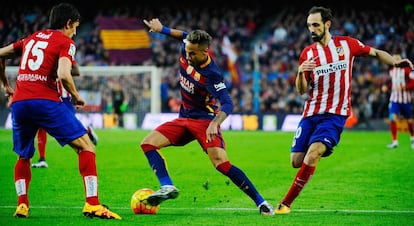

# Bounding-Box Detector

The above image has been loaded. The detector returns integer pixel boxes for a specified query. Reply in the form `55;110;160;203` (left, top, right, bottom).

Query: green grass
0;129;413;225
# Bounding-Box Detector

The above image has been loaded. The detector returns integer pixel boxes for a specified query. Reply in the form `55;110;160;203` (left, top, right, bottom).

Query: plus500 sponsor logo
315;60;347;76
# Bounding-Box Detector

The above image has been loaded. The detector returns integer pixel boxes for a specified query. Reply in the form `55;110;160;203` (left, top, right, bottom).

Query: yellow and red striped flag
97;16;152;65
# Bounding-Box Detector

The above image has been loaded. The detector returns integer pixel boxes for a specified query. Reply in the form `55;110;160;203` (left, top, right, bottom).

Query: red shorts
155;118;226;152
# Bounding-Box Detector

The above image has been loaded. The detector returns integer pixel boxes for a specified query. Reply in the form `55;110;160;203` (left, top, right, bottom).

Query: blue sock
145;150;173;186
226;165;265;206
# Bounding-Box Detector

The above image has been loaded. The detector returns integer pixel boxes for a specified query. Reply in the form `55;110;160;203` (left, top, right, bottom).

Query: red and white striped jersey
389;66;414;103
57;79;71;99
299;36;371;117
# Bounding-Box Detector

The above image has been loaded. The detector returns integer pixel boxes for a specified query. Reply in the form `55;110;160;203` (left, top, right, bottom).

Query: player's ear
325;20;331;28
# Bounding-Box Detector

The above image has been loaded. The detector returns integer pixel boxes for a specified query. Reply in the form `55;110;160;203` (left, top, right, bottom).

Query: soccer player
385;54;414;149
141;18;274;216
0;3;120;219
275;6;414;214
32;77;99;168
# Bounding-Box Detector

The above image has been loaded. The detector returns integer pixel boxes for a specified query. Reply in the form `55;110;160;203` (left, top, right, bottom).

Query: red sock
14;158;31;207
282;162;316;207
390;121;397;141
78;151;99;205
37;128;47;159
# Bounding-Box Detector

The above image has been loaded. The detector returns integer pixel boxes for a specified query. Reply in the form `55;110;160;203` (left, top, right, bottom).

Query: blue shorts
388;101;412;120
291;114;347;157
62;97;75;113
11;99;87;159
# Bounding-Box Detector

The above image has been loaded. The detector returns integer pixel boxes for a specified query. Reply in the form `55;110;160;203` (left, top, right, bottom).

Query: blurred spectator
111;83;126;128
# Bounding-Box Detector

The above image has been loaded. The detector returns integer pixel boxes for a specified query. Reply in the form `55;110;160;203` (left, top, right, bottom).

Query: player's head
49;3;81;35
185;30;212;66
307;6;333;43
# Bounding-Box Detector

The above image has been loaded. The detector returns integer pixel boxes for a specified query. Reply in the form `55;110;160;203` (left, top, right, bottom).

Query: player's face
307;13;326;43
185;41;208;67
68;21;80;38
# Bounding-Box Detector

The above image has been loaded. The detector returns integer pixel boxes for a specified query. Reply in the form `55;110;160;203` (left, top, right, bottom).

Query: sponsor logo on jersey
179;74;195;94
314;60;348;76
17;74;47;82
69;43;76;59
336;46;344;56
194;72;201;81
214;82;226;91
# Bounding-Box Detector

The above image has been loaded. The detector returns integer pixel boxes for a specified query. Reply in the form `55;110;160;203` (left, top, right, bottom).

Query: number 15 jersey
11;29;77;103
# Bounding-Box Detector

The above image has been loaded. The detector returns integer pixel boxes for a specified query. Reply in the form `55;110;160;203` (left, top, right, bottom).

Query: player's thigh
38;101;87;146
141;130;172;148
11;101;42;159
149;118;193;147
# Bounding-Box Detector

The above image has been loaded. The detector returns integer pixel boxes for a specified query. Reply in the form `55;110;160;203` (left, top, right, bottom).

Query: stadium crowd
0;2;413;128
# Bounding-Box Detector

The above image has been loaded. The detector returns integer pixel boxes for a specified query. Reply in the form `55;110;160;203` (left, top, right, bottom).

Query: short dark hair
308;6;333;23
186;30;212;49
49;3;81;29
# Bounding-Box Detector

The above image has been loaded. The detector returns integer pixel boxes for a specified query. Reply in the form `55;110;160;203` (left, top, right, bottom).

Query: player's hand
1;84;14;108
206;121;219;143
71;95;86;110
299;56;318;74
5;91;13;107
143;18;163;33
394;58;414;70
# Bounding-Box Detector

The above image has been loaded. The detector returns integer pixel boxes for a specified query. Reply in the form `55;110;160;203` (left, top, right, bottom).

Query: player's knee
291;153;305;168
216;161;232;174
140;143;159;153
291;160;302;168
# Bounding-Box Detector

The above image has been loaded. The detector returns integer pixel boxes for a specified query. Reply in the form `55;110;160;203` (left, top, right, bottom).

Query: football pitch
0;129;413;225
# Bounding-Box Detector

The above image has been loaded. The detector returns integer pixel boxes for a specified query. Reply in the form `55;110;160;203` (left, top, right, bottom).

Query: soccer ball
131;188;160;214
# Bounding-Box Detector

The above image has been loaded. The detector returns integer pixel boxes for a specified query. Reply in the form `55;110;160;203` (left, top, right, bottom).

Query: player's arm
0;57;14;105
0;44;17;103
206;89;233;143
369;48;414;69
213;91;233;125
0;43;19;59
404;69;414;90
57;57;85;109
296;56;317;95
71;64;80;77
143;18;188;39
295;70;308;95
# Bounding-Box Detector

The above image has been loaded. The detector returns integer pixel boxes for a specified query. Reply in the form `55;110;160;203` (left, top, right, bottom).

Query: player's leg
276;115;345;214
275;144;321;214
10;101;38;218
401;103;414;148
32;128;48;168
207;146;274;215
387;102;399;148
13;157;32;218
62;97;98;145
45;101;120;220
140;123;183;206
275;117;312;214
86;125;98;145
408;118;414;149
